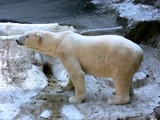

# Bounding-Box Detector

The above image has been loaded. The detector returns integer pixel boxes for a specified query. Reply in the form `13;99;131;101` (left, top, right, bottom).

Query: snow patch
40;109;52;119
0;23;76;36
0;103;20;120
114;2;160;21
62;105;84;120
22;65;48;90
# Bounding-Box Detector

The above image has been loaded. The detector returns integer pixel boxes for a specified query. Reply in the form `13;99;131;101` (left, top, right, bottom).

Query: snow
0;31;49;120
40;109;52;119
22;65;48;90
0;103;20;120
114;1;160;21
62;105;84;120
0;23;76;35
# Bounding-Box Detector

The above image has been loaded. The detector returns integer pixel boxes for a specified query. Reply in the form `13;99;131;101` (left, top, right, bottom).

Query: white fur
17;30;144;105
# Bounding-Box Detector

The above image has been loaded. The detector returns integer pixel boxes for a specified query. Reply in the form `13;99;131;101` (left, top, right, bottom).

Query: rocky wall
114;0;160;48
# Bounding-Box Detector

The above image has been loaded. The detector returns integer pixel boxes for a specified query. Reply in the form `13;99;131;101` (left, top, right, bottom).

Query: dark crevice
125;21;160;47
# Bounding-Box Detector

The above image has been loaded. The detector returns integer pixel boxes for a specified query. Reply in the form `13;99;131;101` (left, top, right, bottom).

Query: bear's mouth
27;46;45;53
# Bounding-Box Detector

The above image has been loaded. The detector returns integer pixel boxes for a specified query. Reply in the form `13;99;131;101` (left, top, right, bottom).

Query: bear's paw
108;95;130;105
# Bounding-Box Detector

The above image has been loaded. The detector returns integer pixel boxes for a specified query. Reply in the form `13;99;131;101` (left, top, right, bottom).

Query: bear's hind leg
108;77;131;105
112;80;134;96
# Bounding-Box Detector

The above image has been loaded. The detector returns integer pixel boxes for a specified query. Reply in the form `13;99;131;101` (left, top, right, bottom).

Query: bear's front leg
68;73;86;103
61;56;86;103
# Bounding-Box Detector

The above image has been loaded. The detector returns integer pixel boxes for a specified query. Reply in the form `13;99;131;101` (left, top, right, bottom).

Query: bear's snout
15;36;25;46
16;39;24;46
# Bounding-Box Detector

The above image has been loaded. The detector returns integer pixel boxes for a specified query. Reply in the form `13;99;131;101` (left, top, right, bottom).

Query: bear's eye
26;36;29;38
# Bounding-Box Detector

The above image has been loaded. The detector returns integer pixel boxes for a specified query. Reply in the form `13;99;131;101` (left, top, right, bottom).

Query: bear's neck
43;32;66;58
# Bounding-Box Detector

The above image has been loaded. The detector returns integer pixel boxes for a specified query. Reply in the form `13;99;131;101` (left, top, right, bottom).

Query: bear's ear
36;33;42;40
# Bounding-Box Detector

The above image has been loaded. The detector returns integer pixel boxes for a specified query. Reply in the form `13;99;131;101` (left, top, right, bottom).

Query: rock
0;19;30;24
82;0;97;12
155;0;160;7
115;2;160;48
133;0;157;6
133;0;160;8
125;21;160;48
154;106;160;119
115;2;160;22
80;26;124;36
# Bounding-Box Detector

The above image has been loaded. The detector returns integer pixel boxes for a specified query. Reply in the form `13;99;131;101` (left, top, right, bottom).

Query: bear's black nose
16;39;23;45
16;39;19;44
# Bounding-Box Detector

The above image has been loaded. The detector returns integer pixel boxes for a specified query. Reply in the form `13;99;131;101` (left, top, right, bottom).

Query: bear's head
16;30;46;52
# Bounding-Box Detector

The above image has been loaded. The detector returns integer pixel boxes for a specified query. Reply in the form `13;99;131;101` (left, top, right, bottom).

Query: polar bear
16;30;144;105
